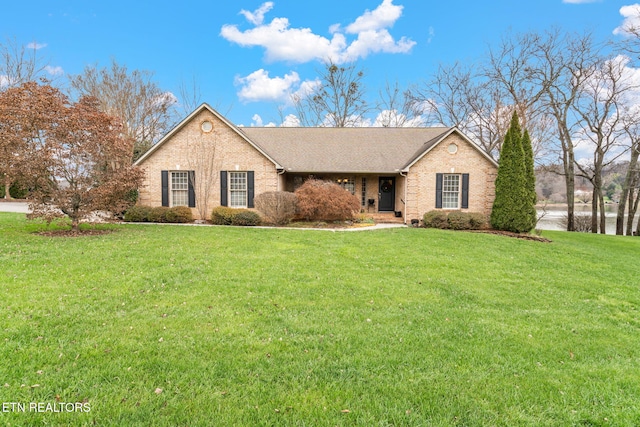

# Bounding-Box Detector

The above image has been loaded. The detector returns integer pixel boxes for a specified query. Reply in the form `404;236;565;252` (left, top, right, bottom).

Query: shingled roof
240;127;453;173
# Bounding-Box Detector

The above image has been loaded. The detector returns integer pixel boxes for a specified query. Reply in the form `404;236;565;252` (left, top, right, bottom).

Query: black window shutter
161;170;169;207
220;171;228;206
435;173;443;209
461;173;469;209
247;171;255;208
188;171;196;208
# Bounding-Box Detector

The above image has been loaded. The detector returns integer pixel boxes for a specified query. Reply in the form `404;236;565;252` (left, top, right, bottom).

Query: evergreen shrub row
423;210;487;230
124;205;193;223
211;206;261;226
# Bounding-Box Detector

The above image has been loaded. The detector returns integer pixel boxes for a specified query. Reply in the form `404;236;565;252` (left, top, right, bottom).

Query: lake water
536;204;639;234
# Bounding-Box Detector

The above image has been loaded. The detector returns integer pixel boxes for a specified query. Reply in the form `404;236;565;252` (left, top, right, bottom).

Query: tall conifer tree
490;112;536;232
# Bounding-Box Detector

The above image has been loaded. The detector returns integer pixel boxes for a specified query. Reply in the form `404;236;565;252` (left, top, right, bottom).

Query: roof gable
402;127;499;170
134;103;282;168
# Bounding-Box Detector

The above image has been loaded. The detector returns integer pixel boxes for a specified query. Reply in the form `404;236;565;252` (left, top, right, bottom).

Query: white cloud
240;2;274;26
26;42;47;50
427;26;435;44
280;114;300;127
235;69;301;103
45;65;64;76
372;109;425;127
0;75;9;88
343;29;415;60
220;0;415;64
221;17;347;63
250;114;276;127
614;4;640;36
345;0;403;33
290;78;321;102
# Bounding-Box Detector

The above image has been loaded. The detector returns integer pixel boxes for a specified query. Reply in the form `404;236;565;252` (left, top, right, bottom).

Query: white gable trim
134;103;283;169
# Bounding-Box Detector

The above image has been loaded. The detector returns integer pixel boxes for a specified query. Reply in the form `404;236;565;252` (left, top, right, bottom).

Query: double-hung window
161;170;195;208
436;173;469;210
229;172;248;208
442;174;460;209
171;171;189;207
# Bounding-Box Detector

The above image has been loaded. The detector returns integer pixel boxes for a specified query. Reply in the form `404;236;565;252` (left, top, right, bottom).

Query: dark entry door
378;177;395;211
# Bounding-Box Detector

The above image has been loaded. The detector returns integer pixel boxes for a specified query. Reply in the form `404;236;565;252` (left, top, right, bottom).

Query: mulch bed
470;229;552;242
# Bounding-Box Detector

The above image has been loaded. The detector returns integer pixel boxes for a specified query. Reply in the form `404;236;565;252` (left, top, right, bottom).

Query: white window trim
229;171;248;208
170;171;189;207
442;174;461;210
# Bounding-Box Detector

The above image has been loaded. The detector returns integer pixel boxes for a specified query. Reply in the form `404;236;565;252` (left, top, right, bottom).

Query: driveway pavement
0;201;30;213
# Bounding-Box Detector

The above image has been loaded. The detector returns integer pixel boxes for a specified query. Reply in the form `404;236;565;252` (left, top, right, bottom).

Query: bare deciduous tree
408;62;511;159
293;60;369;127
69;59;177;161
186;128;222;220
0;38;50;90
525;30;602;231
375;80;422;127
573;56;635;233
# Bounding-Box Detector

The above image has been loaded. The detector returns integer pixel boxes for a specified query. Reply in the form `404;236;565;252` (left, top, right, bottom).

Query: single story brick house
134;103;498;223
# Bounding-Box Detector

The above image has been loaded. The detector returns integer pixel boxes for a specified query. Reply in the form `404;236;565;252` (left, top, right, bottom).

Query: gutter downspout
277;168;286;191
400;170;408;225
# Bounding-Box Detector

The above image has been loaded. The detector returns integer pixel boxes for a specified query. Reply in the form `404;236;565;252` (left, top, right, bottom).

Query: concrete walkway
0;202;407;231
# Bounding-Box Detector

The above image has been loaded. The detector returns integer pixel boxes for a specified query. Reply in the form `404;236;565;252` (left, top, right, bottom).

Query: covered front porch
281;173;406;218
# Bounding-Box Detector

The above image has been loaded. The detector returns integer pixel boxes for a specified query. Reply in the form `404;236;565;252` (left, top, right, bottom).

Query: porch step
365;212;405;224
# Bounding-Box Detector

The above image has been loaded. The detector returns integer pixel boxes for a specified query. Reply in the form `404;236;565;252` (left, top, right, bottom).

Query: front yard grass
1;212;639;426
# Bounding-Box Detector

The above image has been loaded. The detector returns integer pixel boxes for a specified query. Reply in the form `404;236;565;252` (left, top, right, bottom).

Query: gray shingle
240;127;452;173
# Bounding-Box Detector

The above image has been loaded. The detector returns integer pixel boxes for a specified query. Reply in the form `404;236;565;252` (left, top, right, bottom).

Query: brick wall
405;133;497;222
137;109;280;220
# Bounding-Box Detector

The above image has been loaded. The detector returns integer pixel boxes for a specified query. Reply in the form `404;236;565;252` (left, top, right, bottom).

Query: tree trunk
563;142;576;231
3;174;11;200
591;187;599;233
598;190;606;234
620;148;639;235
630;187;640;236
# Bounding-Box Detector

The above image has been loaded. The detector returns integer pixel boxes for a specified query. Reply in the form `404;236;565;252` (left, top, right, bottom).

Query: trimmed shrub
447;211;471;230
295;179;360;221
166;206;193;223
148;206;170;223
231;210;261;226
467;212;488;229
423;210;449;229
254;191;298;225
211;206;238;225
423;210;487;230
123;205;152;222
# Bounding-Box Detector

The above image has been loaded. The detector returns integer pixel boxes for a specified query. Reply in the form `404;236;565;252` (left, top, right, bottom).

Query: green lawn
1;213;639;426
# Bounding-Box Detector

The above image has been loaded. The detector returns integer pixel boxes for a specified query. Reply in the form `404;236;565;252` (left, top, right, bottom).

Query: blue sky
0;0;635;127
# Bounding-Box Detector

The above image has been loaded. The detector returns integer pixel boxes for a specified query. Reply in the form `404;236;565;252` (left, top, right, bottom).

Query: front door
378;177;395;211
